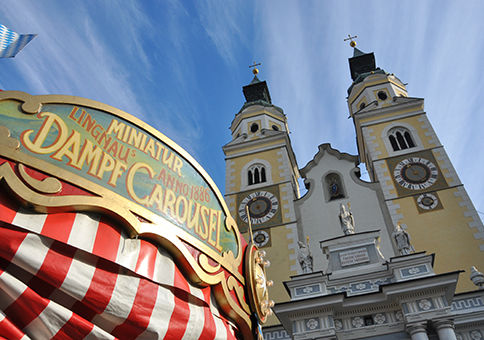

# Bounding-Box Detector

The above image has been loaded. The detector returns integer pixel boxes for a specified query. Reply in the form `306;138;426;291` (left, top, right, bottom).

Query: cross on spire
344;34;358;48
249;61;261;75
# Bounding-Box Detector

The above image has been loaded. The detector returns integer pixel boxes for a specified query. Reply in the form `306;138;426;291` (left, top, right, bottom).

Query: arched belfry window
248;164;267;186
388;127;416;152
324;173;344;201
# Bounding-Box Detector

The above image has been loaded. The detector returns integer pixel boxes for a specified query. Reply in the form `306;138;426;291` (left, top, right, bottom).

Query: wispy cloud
196;0;250;67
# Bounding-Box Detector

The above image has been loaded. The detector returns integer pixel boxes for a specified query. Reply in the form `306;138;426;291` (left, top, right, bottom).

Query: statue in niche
298;237;313;273
339;203;355;235
328;175;344;200
392;223;415;255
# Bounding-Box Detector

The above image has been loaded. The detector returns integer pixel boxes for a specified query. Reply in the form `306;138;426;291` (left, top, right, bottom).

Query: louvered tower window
388;127;416;151
248;164;267;185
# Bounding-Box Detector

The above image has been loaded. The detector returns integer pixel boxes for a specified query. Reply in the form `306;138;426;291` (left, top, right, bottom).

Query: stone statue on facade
392;223;414;255
339;203;355;235
470;266;484;289
298;237;313;273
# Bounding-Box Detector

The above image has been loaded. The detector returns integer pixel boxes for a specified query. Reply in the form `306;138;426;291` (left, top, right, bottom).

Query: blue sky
1;1;484;220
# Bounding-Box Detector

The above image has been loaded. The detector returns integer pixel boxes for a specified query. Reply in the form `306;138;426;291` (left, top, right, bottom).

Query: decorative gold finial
250;61;261;75
344;34;358;48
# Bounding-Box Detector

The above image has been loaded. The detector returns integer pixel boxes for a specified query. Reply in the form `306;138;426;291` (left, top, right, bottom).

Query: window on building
250;123;259;133
377;91;388;100
388;127;416;151
248;164;267;185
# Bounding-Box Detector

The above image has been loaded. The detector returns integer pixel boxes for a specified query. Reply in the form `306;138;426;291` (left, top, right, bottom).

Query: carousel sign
0;91;261;338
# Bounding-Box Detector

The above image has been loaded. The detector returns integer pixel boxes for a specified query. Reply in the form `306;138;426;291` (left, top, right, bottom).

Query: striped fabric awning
0;190;239;339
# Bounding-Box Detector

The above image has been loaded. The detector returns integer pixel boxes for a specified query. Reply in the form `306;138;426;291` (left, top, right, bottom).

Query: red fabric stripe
111;277;159;339
198;287;216;340
134;239;158;279
0;224;28;264
165;267;191;340
41;212;76;243
0;190;18;224
70;257;119;321
91;216;121;262
51;312;94;340
26;240;76;298
0;315;25;340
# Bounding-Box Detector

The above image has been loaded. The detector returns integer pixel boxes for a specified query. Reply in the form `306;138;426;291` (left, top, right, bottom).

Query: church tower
223;67;301;315
346;46;484;292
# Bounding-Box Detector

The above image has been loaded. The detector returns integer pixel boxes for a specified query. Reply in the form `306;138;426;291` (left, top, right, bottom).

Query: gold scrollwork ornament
245;243;274;324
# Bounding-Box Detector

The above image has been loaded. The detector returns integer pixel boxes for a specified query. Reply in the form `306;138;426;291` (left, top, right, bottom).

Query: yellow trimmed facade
223;76;300;326
348;49;484;292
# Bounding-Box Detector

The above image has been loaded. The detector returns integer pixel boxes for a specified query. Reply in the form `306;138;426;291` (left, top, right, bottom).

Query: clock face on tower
238;191;279;225
394;157;438;190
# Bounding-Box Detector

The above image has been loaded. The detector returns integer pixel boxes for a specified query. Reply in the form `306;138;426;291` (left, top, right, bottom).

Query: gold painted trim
0;91;257;338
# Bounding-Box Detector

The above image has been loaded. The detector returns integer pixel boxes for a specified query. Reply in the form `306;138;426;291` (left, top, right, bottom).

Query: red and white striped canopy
0;191;239;339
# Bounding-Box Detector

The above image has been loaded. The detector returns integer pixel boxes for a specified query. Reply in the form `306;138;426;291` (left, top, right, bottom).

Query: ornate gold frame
0;91;255;338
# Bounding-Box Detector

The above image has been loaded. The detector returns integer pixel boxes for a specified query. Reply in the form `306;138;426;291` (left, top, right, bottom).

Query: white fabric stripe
67;213;100;253
11;207;47;234
136;285;176;340
213;313;229;340
115;231;140;272
90;267;140;333
84;325;117;340
181;286;206;340
152;246;176;286
0;268;29;312
0;309;4;321
58;249;97;301
22;301;71;340
12;233;53;276
210;293;221;317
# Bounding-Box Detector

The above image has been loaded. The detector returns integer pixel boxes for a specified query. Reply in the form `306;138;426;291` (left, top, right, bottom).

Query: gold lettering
21;112;68;154
198;205;209;239
187;201;200;230
96;152;115;180
162;150;175;169
106;119;126;139
126;162;155;205
163;189;176;217
144;138;156;158
73;139;103;175
108;159;127;187
128;128;144;149
208;209;223;251
51;130;81;166
148;184;164;210
175;196;188;224
155;142;163;161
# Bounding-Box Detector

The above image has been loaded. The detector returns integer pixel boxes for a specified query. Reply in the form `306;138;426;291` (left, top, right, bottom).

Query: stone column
406;322;429;340
433;319;457;340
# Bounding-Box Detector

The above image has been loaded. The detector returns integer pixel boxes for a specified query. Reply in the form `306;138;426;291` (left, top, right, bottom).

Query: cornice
300;143;358;177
